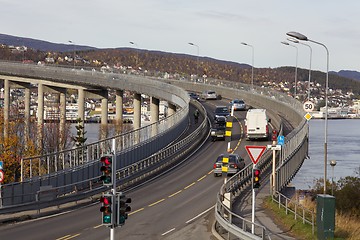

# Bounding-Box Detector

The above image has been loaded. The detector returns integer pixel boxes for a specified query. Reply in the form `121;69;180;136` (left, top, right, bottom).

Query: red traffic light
100;156;112;165
253;167;261;188
100;196;111;205
271;130;278;141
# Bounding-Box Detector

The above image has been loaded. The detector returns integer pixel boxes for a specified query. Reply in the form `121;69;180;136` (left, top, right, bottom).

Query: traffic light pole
110;139;116;240
251;164;256;234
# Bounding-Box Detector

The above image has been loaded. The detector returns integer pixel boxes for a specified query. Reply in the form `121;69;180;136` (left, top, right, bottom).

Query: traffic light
117;192;132;225
253;167;261;188
100;193;113;226
271;129;278;142
100;154;113;186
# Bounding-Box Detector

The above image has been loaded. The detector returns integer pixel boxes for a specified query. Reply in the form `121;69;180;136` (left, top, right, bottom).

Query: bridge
0;62;308;239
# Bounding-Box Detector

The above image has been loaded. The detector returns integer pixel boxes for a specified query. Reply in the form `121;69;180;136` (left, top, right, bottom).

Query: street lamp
288;37;313;101
281;41;298;98
287;31;330;194
129;41;139;69
241;42;254;91
330;160;337;195
188;42;199;82
68;40;76;69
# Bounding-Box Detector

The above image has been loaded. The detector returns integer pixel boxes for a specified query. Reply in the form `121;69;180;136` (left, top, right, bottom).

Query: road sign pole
272;140;276;195
0;183;2;208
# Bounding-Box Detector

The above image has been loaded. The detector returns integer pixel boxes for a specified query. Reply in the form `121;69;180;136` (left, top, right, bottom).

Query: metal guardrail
0;101;208;213
271;191;315;234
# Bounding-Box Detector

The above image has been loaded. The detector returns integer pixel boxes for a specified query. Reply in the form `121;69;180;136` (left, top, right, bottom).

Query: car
229;99;246;111
201;90;217;100
188;92;200;100
214;106;230;121
213;153;245;177
210;118;226;141
245;108;270;140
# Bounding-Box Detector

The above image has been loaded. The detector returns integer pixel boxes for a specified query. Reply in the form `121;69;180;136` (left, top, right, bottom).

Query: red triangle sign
245;145;267;164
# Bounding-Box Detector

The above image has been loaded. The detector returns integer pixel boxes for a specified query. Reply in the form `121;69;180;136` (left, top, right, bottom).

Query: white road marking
161;228;176;236
185;206;214;224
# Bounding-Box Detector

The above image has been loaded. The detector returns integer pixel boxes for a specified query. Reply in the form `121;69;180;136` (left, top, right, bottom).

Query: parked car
188;92;200;100
201;90;217;100
214;106;230;122
213;153;245;177
229;99;246;111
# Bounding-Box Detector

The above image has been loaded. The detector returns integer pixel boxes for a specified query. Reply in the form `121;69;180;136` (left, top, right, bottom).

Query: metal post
251;164;256;234
110;138;117;240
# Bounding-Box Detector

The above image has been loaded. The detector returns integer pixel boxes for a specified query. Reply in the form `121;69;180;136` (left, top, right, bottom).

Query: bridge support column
133;93;141;129
3;79;10;139
59;90;66;150
115;89;124;125
150;97;159;136
101;91;109;140
37;83;44;149
78;89;85;125
24;86;31;146
168;103;176;116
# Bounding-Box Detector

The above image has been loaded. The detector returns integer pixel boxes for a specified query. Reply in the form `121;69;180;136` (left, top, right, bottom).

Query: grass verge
263;196;316;240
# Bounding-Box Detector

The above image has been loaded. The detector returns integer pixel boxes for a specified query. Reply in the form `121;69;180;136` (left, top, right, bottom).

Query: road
0;98;273;240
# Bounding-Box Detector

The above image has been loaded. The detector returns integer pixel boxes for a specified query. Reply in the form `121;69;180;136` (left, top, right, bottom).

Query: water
291;119;360;189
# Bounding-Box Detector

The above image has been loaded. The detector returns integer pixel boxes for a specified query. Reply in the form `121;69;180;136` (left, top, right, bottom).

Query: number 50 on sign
303;101;314;112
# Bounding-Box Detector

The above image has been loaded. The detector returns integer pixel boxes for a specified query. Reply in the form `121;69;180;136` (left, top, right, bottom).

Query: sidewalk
235;180;296;240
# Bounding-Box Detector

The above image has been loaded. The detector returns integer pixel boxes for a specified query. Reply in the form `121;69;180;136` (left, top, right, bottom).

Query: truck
210;116;226;141
245;109;270;140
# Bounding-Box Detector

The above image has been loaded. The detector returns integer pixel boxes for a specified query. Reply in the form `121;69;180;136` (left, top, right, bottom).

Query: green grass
263;196;316;240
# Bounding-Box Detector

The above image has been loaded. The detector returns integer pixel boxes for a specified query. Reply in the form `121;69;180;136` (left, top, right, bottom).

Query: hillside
1;33;360;96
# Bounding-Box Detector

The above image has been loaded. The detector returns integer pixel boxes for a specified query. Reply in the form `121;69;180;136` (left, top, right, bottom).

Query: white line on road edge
161;228;176;236
185;205;214;224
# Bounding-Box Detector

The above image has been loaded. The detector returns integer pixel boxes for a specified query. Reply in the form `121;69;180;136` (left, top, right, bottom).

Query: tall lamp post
68;40;76;69
281;41;298;98
188;42;199;81
129;41;139;69
288;38;313;101
287;31;329;194
241;42;254;91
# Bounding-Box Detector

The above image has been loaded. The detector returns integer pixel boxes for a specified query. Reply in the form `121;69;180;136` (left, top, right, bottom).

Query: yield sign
245;145;267;165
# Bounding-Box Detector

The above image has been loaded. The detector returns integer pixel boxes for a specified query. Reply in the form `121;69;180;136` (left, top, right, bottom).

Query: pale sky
1;0;360;72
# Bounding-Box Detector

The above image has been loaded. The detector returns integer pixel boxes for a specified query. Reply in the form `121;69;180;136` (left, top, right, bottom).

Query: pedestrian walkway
234;180;296;240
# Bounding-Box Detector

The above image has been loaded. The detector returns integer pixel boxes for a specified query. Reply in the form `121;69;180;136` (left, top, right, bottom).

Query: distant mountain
330;70;360;82
0;33;97;52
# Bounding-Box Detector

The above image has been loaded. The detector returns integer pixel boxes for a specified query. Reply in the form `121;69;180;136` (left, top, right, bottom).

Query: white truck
245;109;270;140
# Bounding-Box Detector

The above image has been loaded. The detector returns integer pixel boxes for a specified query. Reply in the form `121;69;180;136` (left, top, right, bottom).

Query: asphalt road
0;99;270;240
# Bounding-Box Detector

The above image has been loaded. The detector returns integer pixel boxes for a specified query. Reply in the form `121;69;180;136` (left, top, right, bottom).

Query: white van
245;109;270;140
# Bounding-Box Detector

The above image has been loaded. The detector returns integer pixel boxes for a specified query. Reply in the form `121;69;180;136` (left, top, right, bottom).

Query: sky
1;0;360;72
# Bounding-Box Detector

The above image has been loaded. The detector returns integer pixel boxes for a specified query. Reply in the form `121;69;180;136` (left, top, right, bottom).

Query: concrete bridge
0;61;308;239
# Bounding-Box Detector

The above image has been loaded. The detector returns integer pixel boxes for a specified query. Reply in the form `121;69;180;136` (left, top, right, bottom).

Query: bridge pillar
24;86;31;146
3;79;10;139
37;83;44;149
133;93;141;129
115;89;124;125
100;91;109;140
59;90;66;150
78;89;85;125
150;97;160;136
168;103;176;116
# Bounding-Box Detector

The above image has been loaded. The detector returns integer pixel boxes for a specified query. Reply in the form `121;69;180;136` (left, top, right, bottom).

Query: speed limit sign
0;170;4;183
303;101;314;112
